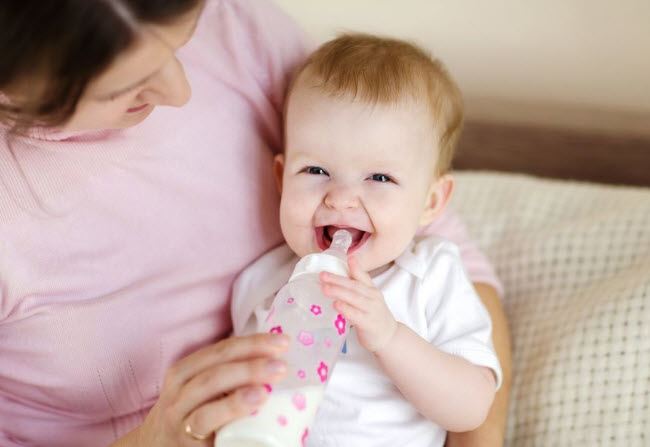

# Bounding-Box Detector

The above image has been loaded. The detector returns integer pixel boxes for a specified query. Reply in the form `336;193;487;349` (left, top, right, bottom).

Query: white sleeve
423;241;503;389
230;244;296;335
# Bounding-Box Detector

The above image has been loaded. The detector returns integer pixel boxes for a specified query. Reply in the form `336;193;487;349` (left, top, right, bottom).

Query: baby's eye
368;173;394;183
304;166;329;176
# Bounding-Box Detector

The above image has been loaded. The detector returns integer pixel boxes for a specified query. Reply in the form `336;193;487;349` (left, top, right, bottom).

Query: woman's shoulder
194;0;308;73
184;0;308;131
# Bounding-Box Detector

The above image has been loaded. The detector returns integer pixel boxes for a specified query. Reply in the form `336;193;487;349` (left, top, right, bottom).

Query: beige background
274;0;650;136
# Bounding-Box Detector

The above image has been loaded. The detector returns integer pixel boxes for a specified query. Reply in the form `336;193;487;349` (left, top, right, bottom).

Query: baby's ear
419;174;455;226
273;154;285;194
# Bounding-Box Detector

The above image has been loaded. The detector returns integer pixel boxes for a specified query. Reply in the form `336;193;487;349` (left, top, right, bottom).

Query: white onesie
231;236;502;447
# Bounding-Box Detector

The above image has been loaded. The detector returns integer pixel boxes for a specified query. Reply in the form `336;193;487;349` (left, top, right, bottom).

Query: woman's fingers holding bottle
182;385;268;444
146;383;270;447
174;356;287;416
139;334;288;446
165;333;289;391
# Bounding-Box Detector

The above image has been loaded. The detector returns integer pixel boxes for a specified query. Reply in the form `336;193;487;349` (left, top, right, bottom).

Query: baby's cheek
376;224;416;263
281;216;315;258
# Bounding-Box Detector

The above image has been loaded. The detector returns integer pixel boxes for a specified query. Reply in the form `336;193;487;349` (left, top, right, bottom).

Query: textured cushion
451;172;650;446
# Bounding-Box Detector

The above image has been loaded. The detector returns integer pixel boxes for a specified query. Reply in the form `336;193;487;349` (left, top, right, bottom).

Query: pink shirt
0;1;500;445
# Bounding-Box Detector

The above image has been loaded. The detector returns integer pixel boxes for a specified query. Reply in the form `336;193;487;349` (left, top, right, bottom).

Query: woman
0;1;511;446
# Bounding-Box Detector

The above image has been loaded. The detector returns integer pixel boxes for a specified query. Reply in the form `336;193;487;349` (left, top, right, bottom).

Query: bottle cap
289;252;349;282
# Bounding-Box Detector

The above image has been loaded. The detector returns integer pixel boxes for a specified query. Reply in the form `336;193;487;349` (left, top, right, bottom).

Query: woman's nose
139;56;191;107
324;185;359;210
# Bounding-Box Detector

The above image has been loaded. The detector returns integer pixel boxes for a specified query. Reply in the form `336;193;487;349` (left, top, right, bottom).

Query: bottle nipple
326;230;353;259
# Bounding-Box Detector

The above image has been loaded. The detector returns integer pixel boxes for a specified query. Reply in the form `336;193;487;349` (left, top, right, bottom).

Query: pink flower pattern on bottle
334;314;346;335
317;361;329;383
297;331;314;346
261;254;352;444
292;392;306;411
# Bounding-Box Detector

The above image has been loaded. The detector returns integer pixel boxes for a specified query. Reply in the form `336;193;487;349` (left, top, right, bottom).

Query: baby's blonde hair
288;33;464;176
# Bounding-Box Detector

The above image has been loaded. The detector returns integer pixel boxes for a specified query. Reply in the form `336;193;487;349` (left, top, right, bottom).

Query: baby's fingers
348;256;373;287
333;300;366;327
320;272;374;299
322;282;368;310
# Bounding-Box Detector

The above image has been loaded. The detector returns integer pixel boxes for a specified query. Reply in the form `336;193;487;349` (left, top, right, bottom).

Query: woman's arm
375;323;497;432
445;283;512;447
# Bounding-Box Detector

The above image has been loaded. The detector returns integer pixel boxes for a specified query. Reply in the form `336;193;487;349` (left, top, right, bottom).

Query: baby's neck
368;261;394;278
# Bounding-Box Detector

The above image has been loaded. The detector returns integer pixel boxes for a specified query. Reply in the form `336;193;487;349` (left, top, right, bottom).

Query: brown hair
0;0;202;131
290;33;464;175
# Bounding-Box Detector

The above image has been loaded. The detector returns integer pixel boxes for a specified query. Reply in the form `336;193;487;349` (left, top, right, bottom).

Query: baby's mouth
315;225;371;253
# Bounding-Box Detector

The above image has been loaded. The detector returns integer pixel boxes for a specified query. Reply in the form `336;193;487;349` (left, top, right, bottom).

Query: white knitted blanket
451;172;650;447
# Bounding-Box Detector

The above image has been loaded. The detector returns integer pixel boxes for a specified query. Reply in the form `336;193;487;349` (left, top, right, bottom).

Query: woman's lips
126;103;150;114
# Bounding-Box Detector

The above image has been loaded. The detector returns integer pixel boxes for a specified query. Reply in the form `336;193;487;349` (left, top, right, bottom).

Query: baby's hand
320;256;397;353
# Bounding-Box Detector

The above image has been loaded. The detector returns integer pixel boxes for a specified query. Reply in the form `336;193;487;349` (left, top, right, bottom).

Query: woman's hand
125;333;289;447
320;256;398;353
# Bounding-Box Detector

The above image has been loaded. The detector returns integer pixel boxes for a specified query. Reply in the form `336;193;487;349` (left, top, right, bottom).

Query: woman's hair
290;33;464;176
0;0;202;130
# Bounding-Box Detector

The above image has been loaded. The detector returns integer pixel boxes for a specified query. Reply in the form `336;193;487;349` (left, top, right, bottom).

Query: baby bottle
215;230;353;447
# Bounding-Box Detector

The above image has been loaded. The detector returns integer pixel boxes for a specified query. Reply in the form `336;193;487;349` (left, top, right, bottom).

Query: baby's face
278;80;441;274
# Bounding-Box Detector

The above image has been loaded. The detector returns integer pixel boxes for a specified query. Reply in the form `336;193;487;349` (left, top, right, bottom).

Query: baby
231;34;502;446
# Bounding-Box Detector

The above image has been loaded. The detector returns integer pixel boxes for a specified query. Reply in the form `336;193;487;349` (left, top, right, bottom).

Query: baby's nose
324;185;359;210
